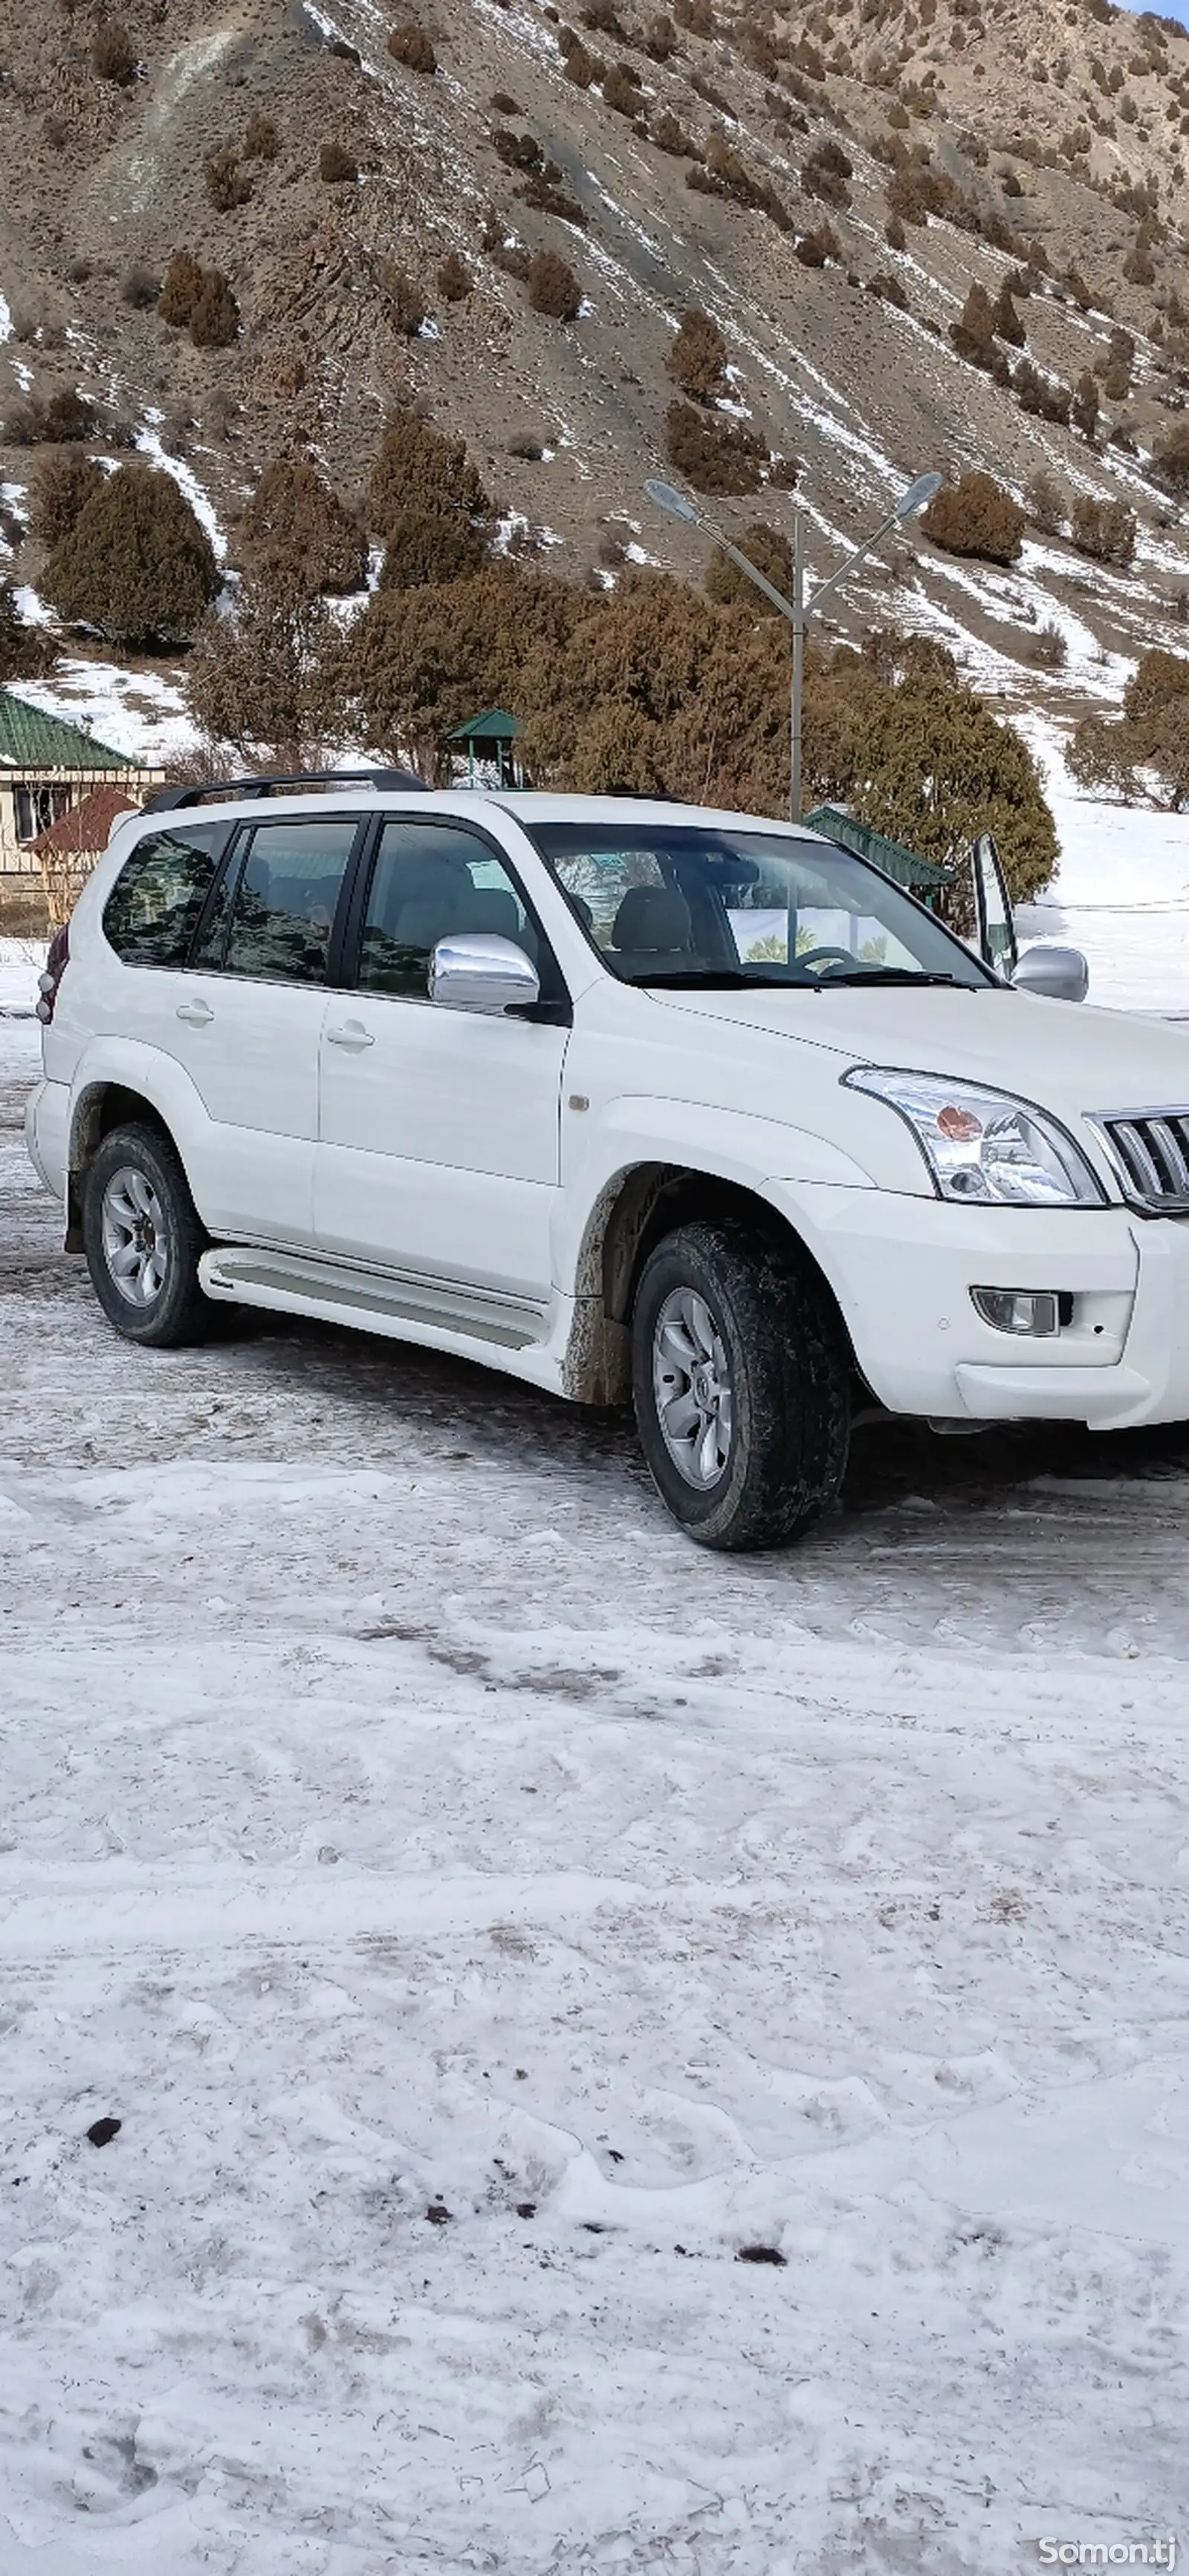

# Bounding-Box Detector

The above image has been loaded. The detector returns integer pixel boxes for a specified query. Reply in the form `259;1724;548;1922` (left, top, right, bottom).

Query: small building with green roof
0;688;162;923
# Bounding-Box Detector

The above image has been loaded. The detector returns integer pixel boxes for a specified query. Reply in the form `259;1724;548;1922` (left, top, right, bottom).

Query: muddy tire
631;1220;850;1550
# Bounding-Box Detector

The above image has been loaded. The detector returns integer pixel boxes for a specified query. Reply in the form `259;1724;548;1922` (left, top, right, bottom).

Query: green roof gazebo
446;708;523;790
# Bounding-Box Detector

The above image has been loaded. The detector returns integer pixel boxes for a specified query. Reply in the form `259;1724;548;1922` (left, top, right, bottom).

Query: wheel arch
562;1159;855;1404
66;1082;178;1252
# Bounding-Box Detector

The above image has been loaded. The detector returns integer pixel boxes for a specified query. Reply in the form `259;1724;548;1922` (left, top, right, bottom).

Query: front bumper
767;1181;1189;1431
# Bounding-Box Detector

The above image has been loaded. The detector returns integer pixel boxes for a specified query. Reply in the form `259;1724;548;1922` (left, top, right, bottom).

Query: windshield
527;821;992;990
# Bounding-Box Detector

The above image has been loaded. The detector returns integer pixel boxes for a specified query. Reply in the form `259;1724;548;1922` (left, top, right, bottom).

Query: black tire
631;1220;850;1551
82;1122;213;1349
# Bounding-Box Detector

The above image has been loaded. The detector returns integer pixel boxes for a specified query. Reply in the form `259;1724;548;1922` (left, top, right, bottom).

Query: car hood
648;982;1189;1120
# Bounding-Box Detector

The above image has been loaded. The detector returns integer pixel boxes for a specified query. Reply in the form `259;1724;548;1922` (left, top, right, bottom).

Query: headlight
842;1067;1106;1207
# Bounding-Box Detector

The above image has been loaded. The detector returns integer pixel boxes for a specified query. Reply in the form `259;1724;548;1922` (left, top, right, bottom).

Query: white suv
25;772;1189;1548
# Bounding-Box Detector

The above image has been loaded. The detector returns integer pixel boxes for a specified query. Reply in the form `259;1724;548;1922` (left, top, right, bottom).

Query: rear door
168;813;364;1245
314;815;569;1300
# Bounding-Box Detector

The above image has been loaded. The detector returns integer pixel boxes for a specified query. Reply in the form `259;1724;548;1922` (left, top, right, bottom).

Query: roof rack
142;766;427;815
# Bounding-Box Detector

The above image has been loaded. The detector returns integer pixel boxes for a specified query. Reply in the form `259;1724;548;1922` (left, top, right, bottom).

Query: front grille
1094;1109;1189;1213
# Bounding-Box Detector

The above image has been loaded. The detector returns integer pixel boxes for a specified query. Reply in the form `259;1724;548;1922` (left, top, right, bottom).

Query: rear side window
103;824;227;968
216;819;360;985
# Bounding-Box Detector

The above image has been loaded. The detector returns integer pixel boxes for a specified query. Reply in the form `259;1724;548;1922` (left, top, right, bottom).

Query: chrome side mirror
1011;943;1089;1004
429;932;540;1015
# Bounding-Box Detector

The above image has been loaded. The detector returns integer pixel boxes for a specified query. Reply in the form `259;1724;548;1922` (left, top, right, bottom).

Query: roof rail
142;766;427;815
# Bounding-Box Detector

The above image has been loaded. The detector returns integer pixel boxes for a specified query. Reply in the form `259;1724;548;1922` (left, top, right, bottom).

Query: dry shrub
320;139;358;181
887;160;950;225
1027;467;1067;535
645;13;675;57
687;129;791;225
649;106;697;152
1098;327;1135;400
563;38;600;83
368;405;493;549
42;463;218;645
244;111;279;159
1155;421;1189;493
582;0;621;28
158;250;205;328
1072;370;1100;442
490;90;522;112
0;579;56;688
1070;496;1136;566
121;260;160;309
1014;358;1070;425
950;281;997;367
866;271;907;309
239;453;367;598
91;18;136;81
794;222;838;266
378;263;427;335
1025;621;1068;670
387;23;437;71
705;517;792;610
189;271;240;348
921;471;1026;565
1124;223;1156;285
436;251;472;303
528;250;582;319
379;515;489;590
803;138;852;208
665;307;728;403
603;62;643;113
493;127;542;170
205;147;253;210
665;398;765;494
184;574;342;764
885;213;907;250
993;280;1025;346
30;450;106;545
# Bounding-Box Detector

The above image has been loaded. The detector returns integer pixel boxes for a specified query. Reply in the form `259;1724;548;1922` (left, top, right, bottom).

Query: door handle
175;999;215;1026
325;1022;375;1050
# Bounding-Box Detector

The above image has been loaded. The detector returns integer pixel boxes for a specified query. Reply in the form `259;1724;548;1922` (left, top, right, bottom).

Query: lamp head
644;476;700;525
895;470;944;521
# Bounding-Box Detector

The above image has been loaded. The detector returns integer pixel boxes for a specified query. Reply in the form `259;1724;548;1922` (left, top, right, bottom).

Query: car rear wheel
82;1123;212;1347
631;1220;850;1550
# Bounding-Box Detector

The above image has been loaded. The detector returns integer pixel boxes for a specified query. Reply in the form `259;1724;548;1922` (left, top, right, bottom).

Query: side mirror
1011;943;1089;1004
429;932;540;1016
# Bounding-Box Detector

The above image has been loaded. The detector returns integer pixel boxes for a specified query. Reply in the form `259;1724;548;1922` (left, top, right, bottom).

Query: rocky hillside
4;0;1189;725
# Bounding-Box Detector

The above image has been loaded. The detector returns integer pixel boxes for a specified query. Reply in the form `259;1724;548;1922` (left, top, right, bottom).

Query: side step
198;1246;545;1352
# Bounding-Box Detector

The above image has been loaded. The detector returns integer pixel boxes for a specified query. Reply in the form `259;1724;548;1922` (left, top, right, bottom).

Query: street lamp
645;469;943;824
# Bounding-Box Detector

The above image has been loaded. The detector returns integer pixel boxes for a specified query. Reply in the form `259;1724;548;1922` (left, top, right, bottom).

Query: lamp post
645;470;943;824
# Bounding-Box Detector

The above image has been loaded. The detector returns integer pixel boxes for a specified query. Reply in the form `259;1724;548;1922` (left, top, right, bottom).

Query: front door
314;817;568;1300
169;813;363;1244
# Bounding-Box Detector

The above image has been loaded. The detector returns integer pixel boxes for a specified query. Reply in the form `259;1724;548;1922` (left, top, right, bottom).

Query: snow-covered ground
1017;726;1189;1016
4;984;1189;2572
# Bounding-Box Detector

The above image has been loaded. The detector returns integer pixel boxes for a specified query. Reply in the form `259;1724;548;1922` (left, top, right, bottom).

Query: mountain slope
4;0;1189;727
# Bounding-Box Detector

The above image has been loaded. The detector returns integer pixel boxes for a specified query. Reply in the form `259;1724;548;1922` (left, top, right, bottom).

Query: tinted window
218;821;360;985
529;823;990;988
357;821;536;1000
103;824;227;969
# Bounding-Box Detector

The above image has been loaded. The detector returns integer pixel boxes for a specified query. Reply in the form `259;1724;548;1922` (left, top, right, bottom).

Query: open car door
970;830;1017;978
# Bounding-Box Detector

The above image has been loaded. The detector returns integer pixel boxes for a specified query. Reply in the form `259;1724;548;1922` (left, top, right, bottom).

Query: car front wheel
631;1220;850;1550
82;1122;211;1348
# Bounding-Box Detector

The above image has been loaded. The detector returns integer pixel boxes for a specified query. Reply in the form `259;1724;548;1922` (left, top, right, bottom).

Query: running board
198;1246;545;1352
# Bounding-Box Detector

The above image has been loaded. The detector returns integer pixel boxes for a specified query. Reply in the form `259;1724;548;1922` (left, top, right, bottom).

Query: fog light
971;1287;1060;1337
